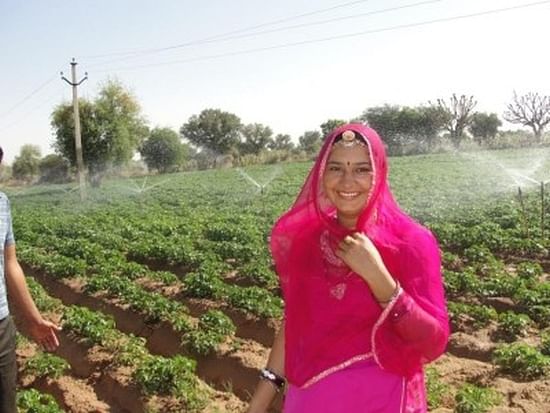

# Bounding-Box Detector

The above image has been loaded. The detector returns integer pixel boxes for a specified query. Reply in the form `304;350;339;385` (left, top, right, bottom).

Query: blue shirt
0;192;15;319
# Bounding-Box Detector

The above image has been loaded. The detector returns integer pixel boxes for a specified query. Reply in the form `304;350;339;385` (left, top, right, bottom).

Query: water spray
237;167;282;219
541;180;549;239
238;168;263;193
514;177;549;240
237;167;282;196
116;176;170;195
517;186;529;238
462;152;549;240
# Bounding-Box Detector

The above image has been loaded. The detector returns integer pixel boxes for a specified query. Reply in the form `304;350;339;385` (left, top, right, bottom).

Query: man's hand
28;318;61;352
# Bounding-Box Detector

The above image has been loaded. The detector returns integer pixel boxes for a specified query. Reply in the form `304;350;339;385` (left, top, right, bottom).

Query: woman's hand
335;232;388;281
335;232;398;305
245;407;268;413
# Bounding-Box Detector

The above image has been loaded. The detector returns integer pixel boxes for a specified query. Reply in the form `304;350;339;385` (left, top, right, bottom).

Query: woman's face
322;143;373;227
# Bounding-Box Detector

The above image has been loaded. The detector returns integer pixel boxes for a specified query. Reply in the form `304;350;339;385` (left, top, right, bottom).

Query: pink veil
270;123;449;387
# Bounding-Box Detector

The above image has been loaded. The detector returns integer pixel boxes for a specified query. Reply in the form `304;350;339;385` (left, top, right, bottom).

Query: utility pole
61;58;88;200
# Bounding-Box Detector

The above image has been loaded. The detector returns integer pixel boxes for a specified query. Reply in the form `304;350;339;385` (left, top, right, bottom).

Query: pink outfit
270;124;449;412
284;358;406;413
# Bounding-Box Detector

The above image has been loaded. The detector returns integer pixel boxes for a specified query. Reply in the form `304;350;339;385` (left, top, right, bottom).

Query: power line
95;0;550;74
0;75;57;120
0;86;62;133
86;0;441;69
82;0;377;60
186;0;442;45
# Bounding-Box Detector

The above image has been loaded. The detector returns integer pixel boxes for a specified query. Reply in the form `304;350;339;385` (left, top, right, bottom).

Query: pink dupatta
270;124;449;398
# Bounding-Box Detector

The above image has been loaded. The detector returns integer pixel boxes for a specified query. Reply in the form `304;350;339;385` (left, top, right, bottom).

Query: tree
180;109;242;155
361;105;445;154
298;130;322;155
432;94;477;149
12;144;41;181
504;91;550;143
94;79;149;163
468;112;502;145
320;119;346;137
140;127;188;173
51;99;100;176
269;134;294;151
38;154;70;184
0;164;11;182
51;79;148;186
415;106;448;151
239;123;274;155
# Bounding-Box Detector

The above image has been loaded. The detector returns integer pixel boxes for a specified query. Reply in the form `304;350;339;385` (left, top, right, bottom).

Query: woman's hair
0;146;3;164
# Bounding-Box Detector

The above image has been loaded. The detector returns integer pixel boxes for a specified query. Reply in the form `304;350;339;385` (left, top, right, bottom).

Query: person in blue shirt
0;146;60;412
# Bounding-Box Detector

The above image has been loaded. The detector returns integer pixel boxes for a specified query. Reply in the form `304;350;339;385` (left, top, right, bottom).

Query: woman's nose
340;169;355;185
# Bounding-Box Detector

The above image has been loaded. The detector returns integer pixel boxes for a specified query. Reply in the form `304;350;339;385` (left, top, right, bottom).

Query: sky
1;0;549;163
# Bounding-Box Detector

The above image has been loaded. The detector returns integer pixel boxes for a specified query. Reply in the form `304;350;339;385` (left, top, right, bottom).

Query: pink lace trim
371;285;404;368
319;229;346;267
300;352;373;389
400;377;407;412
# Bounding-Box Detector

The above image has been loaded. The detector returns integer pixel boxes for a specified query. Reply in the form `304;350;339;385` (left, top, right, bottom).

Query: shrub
25;352;69;379
513;284;550;327
463;245;495;264
26;277;62;313
182;310;236;355
540;330;550;356
497;311;531;341
17;388;63;413
516;262;543;280
226;285;283;318
442;251;463;270
454;383;501;413
479;274;521;298
238;261;278;289
448;302;497;331
62;306;116;346
38;154;70;184
133;355;206;411
443;269;480;297
426;367;449;409
183;271;224;299
493;343;550;380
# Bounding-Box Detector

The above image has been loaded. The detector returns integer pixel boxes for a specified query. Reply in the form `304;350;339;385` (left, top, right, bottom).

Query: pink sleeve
386;291;447;361
371;230;449;377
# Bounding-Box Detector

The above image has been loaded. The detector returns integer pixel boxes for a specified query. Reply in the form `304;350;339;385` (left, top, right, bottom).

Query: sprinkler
541;180;550;239
515;179;549;240
237;167;282;219
517;186;529;238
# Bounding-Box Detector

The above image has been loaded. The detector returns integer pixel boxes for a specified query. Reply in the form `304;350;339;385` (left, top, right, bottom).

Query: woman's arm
338;231;449;367
246;322;285;413
385;292;447;360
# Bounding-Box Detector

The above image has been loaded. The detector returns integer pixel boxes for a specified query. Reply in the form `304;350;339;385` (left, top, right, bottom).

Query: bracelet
377;279;400;304
259;368;286;392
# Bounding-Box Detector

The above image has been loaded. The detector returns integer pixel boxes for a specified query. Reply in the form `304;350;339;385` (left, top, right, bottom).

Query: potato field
7;147;550;413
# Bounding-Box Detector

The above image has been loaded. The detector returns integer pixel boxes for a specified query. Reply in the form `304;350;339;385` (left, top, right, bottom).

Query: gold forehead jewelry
333;130;367;148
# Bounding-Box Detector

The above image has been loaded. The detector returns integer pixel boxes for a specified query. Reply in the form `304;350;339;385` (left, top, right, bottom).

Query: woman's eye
328;166;341;172
356;167;371;174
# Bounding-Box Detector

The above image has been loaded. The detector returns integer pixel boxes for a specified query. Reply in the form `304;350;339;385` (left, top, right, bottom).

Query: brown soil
17;264;550;413
16;340;111;412
136;275;280;347
20;265;270;406
433;350;550;413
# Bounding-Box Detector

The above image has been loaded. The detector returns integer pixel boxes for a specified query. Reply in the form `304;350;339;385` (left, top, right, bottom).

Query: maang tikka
333;130;367;149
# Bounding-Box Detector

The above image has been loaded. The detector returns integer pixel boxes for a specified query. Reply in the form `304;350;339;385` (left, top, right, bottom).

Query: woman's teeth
338;192;359;199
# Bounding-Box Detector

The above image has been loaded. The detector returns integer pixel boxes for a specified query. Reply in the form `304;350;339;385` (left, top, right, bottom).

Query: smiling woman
323;131;374;229
247;123;450;413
